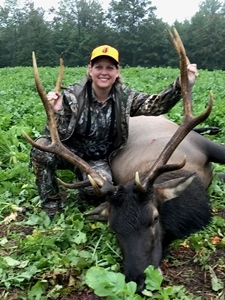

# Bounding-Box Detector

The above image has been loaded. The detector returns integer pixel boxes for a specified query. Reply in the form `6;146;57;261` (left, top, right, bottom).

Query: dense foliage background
0;65;225;299
0;0;225;70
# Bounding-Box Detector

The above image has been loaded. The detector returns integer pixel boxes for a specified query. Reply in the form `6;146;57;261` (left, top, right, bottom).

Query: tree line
0;0;225;70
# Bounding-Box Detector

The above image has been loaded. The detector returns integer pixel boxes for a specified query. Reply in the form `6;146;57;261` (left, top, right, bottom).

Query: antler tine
57;178;91;189
57;174;105;196
31;51;60;144
23;52;105;189
168;28;192;117
137;28;213;191
55;52;64;93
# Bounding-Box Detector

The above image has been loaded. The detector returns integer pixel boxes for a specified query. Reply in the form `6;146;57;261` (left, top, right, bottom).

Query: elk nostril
136;280;146;294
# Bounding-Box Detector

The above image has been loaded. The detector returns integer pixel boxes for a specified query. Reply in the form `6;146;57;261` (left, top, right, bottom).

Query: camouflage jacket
44;76;182;159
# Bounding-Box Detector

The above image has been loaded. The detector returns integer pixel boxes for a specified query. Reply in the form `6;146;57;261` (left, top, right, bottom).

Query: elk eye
153;215;159;224
147;215;159;227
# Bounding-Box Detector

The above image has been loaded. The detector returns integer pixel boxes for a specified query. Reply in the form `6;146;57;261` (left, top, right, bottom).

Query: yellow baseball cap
90;45;119;63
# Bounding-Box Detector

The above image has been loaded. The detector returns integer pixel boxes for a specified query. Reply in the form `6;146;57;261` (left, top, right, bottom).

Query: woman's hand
187;63;199;87
47;91;63;112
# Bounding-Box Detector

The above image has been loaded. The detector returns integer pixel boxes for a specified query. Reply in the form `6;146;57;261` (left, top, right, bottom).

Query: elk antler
135;28;213;192
23;52;107;192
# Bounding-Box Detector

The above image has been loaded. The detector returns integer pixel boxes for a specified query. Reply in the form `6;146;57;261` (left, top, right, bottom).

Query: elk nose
125;273;146;293
136;280;146;294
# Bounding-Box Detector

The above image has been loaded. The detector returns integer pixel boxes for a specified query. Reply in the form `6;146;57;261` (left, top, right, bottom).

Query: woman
30;45;198;218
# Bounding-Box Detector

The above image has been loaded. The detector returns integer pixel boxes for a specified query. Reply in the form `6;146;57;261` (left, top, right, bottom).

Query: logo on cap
102;47;108;53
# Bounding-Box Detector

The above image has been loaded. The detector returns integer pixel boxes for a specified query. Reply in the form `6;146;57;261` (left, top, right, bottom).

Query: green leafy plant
0;66;225;299
85;265;201;299
86;266;141;299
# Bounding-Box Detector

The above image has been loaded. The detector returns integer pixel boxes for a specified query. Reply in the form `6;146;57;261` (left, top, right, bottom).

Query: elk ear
84;201;110;221
154;173;196;203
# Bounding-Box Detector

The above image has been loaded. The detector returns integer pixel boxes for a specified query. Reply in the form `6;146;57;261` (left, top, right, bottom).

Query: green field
0;66;225;299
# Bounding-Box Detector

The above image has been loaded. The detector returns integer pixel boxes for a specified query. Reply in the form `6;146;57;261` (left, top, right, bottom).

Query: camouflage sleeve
125;77;182;117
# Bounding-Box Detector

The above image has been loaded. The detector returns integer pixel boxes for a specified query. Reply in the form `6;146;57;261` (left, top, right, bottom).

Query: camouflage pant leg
30;137;75;206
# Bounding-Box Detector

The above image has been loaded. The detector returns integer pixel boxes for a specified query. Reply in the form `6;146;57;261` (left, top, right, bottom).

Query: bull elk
24;29;225;292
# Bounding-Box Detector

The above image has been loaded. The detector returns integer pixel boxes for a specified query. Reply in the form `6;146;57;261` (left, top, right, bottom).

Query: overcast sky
0;0;204;24
151;0;203;24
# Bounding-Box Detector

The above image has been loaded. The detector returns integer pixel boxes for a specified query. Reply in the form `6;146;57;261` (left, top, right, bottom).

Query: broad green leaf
28;281;48;300
144;265;163;291
4;256;21;267
209;266;224;292
0;237;8;246
85;266;138;297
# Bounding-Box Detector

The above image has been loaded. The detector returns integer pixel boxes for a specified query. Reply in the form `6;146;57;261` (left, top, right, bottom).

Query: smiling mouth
99;78;109;81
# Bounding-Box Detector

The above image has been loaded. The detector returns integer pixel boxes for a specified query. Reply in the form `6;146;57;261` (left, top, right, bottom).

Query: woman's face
89;57;119;90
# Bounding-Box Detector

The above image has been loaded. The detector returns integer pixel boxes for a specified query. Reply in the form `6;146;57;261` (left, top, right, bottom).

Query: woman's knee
30;137;56;165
